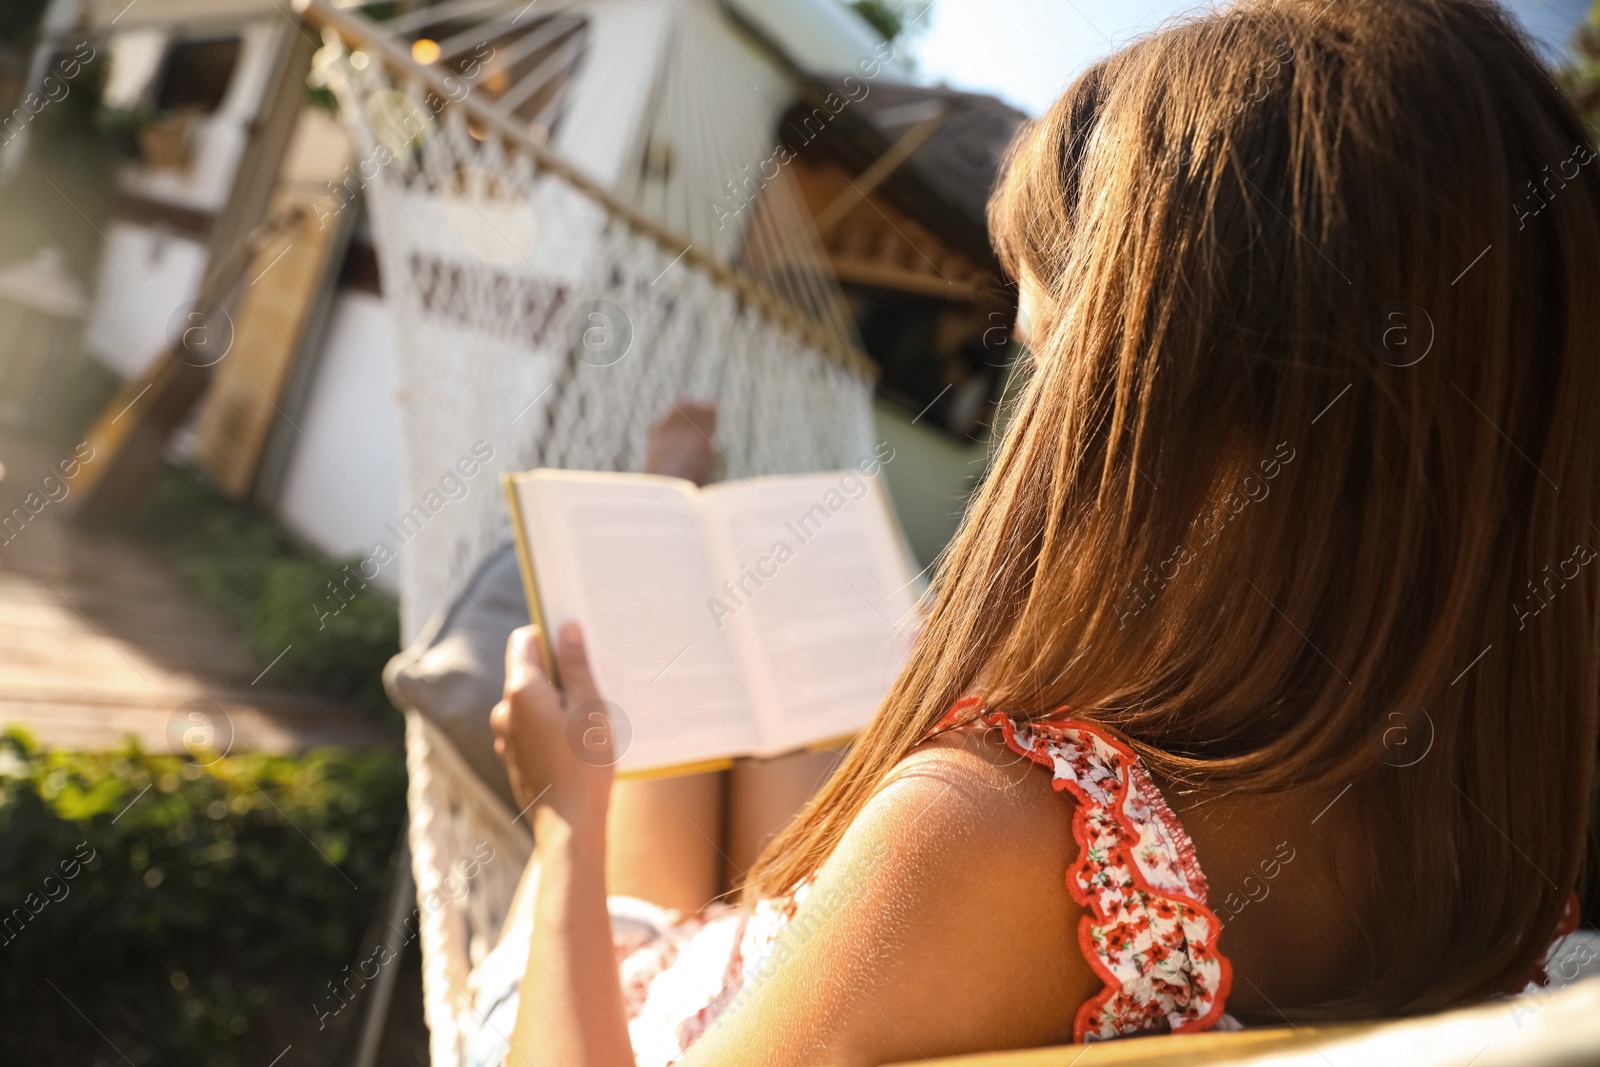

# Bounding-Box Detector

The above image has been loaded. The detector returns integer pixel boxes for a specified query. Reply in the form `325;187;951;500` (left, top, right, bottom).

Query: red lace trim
1125;758;1210;903
931;697;1234;1042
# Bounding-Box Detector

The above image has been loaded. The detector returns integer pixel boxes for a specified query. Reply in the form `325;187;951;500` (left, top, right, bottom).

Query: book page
512;471;759;774
699;470;922;754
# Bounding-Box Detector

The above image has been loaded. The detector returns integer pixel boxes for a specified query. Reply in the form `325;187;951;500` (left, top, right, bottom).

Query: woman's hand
491;622;616;836
500;622;634;1066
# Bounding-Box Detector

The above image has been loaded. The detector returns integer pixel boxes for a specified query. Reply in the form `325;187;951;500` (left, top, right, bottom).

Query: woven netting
339;107;877;638
316;24;875;1065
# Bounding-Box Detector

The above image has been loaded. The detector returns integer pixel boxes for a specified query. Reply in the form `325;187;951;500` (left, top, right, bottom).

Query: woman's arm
494;626;1096;1066
493;624;633;1067
515;809;631;1066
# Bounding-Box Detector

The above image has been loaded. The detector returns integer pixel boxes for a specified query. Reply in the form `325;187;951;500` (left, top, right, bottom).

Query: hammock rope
300;2;879;1061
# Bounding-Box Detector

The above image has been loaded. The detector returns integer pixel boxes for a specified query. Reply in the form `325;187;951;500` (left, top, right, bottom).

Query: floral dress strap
931;698;1234;1042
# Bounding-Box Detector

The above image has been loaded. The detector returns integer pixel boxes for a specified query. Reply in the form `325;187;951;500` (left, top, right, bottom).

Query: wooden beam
829;256;981;302
71;23;318;518
193;174;360;498
814;104;947;239
889;1024;1369;1066
113;193;214;240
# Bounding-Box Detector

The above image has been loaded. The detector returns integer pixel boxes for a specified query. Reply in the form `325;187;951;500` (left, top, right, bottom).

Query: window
154;37;240;114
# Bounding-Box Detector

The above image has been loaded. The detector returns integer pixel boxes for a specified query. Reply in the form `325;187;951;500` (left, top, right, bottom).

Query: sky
907;0;1594;115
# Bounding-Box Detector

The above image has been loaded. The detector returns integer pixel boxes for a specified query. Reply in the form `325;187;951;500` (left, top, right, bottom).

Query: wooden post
192;105;360;500
70;20;318;518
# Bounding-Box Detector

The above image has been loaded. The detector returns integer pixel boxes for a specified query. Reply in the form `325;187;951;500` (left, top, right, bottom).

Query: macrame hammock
302;1;877;1062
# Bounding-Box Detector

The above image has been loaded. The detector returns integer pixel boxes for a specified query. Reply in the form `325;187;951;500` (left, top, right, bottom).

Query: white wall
274;290;403;590
723;0;909;78
119;20;284;214
872;400;988;569
552;0;673;190
84;18;287;380
83;220;207;378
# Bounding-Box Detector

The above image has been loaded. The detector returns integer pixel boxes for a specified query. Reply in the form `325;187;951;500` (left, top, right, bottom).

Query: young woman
475;0;1600;1063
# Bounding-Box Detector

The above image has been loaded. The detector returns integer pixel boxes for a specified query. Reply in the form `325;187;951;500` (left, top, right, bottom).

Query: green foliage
305;82;340;116
127;466;401;717
0;729;406;1063
1562;3;1600;132
850;0;908;41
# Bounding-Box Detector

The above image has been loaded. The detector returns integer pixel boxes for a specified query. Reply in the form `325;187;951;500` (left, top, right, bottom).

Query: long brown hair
749;0;1600;1018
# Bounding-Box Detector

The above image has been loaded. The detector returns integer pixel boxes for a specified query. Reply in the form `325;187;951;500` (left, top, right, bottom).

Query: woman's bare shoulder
848;727;1086;938
816;728;1093;1038
681;729;1095;1065
870;724;1080;853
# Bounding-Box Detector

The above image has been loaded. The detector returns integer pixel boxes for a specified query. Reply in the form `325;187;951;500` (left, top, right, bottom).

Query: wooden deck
0;428;394;754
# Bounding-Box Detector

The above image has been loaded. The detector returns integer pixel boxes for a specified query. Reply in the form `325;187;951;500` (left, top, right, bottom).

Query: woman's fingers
505;625;546;689
494;623;614;825
503;624;600;716
554;622;601;709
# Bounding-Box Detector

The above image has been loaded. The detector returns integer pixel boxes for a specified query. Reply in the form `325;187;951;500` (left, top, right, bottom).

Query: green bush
127;466;401;717
850;0;906;39
0;729;406;1064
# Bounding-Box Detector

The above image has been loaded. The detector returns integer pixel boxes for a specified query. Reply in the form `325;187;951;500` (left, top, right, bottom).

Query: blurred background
0;0;1595;1063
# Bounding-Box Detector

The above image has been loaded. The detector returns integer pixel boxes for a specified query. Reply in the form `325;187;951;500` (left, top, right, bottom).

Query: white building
38;0;1020;577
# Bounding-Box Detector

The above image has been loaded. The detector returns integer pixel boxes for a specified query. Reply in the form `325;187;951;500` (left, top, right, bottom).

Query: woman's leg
495;772;724;947
724;748;845;886
604;770;726;912
603;746;845;906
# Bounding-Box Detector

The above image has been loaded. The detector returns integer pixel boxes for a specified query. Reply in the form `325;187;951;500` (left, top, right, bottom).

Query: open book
501;463;922;777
